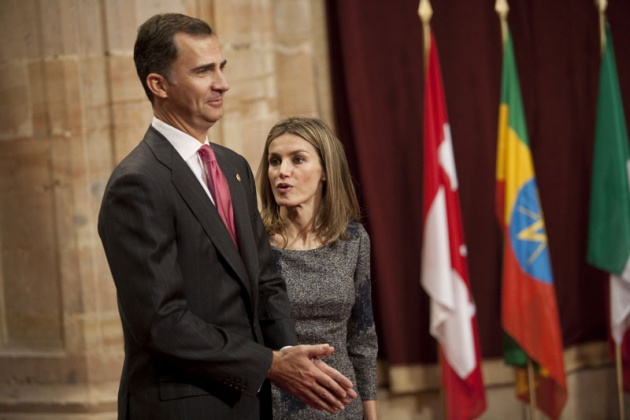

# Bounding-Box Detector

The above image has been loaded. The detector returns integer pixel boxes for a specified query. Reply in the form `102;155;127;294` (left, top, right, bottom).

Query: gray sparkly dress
271;222;378;419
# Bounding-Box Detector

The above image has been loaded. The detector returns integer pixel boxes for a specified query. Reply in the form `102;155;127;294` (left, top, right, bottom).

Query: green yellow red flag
495;27;567;419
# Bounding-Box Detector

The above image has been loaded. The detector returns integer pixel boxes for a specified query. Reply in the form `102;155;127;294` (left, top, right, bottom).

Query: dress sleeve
346;223;378;400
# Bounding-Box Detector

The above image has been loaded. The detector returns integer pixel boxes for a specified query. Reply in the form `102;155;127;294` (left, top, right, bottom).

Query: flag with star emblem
421;30;486;419
495;27;567;419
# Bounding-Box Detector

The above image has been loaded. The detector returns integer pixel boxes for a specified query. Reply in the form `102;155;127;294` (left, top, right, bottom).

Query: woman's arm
346;224;379;410
363;400;378;419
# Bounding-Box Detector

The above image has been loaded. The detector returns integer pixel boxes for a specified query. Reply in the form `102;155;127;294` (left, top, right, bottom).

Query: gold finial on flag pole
595;0;607;53
495;0;509;47
418;0;433;69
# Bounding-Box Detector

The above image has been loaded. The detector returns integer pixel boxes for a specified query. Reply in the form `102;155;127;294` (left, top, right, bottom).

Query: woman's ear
147;73;169;99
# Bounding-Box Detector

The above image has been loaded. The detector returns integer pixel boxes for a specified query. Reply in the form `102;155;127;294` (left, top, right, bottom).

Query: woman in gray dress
257;117;378;419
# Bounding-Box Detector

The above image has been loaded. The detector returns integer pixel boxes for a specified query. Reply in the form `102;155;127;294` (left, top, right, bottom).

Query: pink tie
198;145;238;247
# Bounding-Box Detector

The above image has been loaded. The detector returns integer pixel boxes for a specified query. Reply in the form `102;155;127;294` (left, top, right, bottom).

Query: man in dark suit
98;13;356;419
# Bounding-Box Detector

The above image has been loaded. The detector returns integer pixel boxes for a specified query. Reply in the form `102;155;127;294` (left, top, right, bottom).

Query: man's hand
266;344;357;414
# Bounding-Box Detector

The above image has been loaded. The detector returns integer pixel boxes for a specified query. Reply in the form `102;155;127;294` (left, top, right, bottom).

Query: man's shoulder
211;142;241;157
211;143;249;168
108;130;165;179
115;140;153;168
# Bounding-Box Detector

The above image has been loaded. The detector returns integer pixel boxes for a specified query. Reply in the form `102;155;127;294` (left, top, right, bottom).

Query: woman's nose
278;161;291;177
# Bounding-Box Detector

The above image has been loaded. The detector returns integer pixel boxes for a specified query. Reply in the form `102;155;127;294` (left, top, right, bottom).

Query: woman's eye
293;156;304;164
269;157;280;166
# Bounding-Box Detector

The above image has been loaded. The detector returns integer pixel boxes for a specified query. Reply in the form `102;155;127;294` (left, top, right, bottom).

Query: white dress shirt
151;117;215;205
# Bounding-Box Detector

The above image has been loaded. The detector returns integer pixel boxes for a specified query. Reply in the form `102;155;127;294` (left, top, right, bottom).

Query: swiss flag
420;30;487;419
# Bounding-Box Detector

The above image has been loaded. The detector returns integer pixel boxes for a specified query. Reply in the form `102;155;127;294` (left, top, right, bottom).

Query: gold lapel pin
236;174;241;182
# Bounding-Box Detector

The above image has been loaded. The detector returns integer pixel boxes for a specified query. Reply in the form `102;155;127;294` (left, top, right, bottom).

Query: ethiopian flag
495;28;567;419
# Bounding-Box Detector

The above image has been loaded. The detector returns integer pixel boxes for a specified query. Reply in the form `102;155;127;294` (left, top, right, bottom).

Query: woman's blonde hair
256;116;361;246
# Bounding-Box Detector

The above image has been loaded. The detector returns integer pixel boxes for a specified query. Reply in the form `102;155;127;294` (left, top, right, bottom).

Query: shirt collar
151;117;209;161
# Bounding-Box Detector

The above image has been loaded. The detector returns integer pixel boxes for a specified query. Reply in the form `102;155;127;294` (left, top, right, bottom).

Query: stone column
0;0;134;416
0;0;330;417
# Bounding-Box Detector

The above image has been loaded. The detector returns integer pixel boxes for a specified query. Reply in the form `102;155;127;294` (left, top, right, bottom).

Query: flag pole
615;337;625;420
526;359;538;420
437;345;447;418
419;2;446;417
495;1;537;419
595;2;624;418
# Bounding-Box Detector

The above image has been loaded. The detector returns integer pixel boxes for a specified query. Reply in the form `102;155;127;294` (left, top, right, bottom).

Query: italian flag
587;22;630;391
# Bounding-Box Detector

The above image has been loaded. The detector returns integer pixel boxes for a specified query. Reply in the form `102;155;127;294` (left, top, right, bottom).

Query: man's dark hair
134;13;214;103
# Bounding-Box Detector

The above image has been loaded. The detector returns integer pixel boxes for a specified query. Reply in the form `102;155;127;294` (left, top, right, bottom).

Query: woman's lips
276;183;292;193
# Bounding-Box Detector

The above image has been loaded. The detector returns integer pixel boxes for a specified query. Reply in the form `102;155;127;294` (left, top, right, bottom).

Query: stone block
0;63;32;140
0;1;41;61
109;56;143;104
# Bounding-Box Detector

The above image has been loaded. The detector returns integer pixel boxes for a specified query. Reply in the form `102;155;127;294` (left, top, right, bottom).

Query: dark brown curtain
326;0;630;368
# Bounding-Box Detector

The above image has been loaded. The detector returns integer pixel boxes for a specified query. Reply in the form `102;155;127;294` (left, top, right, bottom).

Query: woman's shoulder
345;221;369;241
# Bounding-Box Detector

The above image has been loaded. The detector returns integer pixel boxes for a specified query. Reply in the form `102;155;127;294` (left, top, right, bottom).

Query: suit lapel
212;147;260;310
144;129;252;299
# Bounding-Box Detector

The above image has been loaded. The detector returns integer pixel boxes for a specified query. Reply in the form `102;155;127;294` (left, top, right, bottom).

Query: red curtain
326;0;630;366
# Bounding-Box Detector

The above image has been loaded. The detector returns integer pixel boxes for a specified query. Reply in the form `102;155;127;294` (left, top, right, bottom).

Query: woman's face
267;133;325;211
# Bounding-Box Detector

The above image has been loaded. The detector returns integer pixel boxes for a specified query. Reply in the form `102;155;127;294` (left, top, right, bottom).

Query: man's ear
147;73;169;99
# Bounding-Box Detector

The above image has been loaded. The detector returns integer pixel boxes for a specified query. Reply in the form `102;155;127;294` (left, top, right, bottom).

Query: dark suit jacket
98;127;297;419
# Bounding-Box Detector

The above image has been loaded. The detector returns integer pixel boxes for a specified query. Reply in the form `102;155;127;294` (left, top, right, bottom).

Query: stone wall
0;0;331;416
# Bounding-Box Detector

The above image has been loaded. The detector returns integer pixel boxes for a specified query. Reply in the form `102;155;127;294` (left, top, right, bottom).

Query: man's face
161;33;229;138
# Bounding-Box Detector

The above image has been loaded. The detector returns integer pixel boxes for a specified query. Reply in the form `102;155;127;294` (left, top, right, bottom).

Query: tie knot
198;144;216;163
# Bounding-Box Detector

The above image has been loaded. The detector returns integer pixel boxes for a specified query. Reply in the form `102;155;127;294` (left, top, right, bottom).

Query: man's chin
204;112;224;126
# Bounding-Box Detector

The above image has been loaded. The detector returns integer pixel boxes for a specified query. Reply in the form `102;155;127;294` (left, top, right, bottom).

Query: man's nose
213;72;229;92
